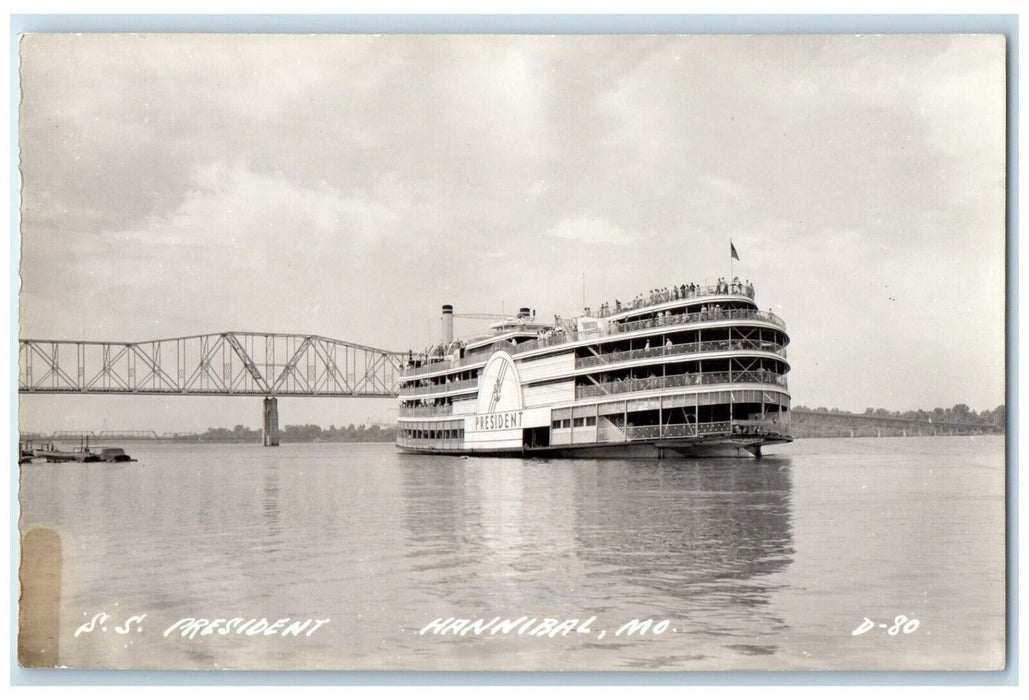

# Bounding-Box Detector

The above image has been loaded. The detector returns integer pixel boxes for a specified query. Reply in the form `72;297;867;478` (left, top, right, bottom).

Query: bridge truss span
18;332;407;397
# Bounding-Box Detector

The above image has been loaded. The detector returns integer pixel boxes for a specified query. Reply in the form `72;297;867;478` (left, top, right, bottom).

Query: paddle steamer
396;279;790;458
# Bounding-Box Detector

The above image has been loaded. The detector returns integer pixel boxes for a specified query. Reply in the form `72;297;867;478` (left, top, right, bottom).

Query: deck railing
612;308;785;335
398;404;454;417
576;338;786;369
398;375;479;397
575;369;787;399
396;436;463;449
592;283;755;318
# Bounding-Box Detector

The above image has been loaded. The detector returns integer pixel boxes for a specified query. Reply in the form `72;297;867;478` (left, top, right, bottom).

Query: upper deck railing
402;306;787;379
398;375;480;397
611;307;785;335
575;369;788;400
576;338;787;369
588;281;755;318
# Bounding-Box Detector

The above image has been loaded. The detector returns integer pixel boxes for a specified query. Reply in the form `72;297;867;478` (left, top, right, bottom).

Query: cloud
17;34;1006;417
548;215;633;245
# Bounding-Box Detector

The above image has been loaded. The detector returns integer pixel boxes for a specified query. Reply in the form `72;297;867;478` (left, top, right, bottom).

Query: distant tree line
198;423;397;442
793;403;1005;428
196;405;1004;443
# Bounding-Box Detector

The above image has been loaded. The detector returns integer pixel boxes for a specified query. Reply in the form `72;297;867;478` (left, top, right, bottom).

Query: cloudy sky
16;33;1006;432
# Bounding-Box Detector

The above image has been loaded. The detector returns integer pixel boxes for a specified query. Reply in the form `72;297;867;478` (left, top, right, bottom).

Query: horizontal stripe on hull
396;435;791;459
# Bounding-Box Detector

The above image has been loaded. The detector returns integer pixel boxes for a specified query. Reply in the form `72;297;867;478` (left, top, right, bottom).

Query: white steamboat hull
398;435;789;459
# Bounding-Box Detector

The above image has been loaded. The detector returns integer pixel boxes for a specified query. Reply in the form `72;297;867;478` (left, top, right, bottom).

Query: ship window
573;417;586;427
585;416;596;426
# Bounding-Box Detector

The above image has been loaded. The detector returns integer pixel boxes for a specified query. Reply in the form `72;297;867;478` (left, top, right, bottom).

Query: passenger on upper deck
586;277;757;321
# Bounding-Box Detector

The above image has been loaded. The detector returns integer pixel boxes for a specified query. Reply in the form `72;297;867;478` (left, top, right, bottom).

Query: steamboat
396;278;791;458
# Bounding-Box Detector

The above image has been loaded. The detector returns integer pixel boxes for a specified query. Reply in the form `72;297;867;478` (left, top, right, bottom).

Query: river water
17;436;1005;672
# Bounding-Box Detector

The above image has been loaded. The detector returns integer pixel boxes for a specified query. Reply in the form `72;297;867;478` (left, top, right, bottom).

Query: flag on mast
730;240;740;261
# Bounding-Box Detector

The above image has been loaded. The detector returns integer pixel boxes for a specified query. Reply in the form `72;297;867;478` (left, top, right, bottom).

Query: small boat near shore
34;448;102;463
97;447;136;462
18;438;137;464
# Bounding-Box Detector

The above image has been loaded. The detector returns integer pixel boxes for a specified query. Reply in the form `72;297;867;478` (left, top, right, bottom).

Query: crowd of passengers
585;277;754;318
530;303;747;349
536;326;567;342
594;368;781;389
406;396;454;408
618;304;738;328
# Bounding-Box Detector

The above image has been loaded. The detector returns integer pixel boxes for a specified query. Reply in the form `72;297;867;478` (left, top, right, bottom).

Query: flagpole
730;239;734;285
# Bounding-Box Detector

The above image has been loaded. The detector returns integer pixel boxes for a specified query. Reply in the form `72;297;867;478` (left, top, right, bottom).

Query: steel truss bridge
18;332;407;445
19;332;405;397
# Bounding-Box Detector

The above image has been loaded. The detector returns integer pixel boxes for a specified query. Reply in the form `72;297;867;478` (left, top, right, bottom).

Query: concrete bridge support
263;397;279;446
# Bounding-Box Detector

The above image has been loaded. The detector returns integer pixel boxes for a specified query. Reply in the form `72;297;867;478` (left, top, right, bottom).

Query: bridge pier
263;397;279;447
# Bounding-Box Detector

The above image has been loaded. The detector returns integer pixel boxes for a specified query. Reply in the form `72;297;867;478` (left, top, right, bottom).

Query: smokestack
442;305;454;345
518;307;530;319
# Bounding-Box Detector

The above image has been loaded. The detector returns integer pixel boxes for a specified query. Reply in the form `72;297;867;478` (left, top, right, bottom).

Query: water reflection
398;454;794;658
574;458;793;591
573;458;794;653
261;461;281;534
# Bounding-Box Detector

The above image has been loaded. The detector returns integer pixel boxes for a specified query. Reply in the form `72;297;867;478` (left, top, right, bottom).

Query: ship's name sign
473;410;524;431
